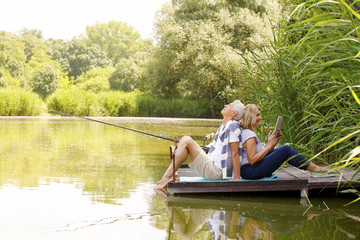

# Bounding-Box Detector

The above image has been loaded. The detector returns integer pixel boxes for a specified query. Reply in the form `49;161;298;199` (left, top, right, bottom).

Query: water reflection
156;191;360;239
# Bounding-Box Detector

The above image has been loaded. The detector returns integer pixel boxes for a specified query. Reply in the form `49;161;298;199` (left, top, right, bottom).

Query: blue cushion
179;174;279;182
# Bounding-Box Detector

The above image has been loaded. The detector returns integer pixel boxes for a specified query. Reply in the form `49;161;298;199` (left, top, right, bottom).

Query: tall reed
46;88;212;118
135;95;212;118
0;88;43;116
99;91;139;116
46;88;102;116
246;0;359;164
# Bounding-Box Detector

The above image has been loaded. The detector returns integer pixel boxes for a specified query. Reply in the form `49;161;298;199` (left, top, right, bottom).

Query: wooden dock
167;165;360;197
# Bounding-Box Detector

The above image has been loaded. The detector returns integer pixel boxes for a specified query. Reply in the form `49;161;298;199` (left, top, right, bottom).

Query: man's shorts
189;151;222;179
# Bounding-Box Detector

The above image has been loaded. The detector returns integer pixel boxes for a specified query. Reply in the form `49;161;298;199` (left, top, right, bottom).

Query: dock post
172;153;176;182
171;138;177;183
300;188;309;199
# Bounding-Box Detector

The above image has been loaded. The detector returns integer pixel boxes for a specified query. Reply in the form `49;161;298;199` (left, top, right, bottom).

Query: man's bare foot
156;172;178;185
155;176;173;190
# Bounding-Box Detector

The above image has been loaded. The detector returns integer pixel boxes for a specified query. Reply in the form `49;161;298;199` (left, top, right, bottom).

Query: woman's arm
243;130;282;165
229;141;241;181
243;138;272;165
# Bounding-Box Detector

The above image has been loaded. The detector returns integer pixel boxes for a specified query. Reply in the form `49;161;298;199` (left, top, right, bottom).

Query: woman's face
254;108;262;127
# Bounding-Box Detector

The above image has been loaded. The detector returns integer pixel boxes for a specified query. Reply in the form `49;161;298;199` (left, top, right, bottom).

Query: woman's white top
240;129;264;166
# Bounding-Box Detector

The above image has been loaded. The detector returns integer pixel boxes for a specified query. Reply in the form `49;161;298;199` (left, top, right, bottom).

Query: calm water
0;117;359;240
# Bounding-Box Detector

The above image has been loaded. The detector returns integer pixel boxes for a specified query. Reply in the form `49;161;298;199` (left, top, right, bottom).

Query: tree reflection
155;192;360;240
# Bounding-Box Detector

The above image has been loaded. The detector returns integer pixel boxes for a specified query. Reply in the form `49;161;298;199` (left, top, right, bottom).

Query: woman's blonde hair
241;104;260;129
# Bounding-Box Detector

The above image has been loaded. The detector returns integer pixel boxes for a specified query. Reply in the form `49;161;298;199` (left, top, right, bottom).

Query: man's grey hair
232;100;246;121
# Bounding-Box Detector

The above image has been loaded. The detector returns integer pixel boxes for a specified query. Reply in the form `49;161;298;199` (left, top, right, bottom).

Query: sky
0;0;169;40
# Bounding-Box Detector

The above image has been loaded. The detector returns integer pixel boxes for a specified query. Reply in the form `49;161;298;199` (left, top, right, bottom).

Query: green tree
24;43;64;97
19;28;43;39
76;66;115;92
30;63;59;97
86;21;145;65
19;29;44;62
148;0;281;116
0;31;26;86
109;58;142;92
46;39;112;80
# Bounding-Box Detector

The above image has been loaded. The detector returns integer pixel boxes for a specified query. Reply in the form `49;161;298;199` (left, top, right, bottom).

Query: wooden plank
167;165;360;196
168;178;307;195
307;167;360;190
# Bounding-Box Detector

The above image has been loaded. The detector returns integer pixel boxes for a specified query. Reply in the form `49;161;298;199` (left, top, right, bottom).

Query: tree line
1;0;282;118
0;21;152;95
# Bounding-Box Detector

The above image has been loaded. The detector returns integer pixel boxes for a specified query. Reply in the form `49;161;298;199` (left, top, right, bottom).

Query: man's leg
155;136;203;190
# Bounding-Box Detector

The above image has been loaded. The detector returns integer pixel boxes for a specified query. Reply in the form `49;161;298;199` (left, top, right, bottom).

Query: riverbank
0;88;221;118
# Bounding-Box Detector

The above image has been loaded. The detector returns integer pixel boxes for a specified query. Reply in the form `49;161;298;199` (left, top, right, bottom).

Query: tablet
274;116;283;137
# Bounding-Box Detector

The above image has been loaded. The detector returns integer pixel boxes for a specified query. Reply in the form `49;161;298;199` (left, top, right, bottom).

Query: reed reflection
156;190;360;240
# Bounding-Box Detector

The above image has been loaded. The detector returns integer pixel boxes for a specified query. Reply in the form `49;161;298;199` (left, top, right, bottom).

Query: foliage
75;66;114;92
46;87;102;116
86;21;149;65
0;31;26;87
47;88;139;117
147;0;281;116
0;87;43;116
244;0;360;164
30;63;59;97
136;95;214;118
19;28;43;39
46;38;112;79
19;32;44;62
25;41;64;97
100;90;140;116
46;88;214;118
109;58;142;91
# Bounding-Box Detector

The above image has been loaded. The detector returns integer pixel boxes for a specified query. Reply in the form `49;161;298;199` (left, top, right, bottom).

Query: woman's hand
267;129;283;149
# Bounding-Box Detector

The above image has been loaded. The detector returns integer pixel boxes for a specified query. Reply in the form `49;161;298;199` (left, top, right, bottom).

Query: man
155;100;246;190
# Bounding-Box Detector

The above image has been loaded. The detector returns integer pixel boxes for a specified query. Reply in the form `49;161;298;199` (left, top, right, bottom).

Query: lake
0;117;359;239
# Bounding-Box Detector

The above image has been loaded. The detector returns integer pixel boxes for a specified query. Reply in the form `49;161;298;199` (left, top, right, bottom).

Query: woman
240;104;327;179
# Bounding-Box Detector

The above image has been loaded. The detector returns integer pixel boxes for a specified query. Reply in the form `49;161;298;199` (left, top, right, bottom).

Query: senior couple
155;100;327;190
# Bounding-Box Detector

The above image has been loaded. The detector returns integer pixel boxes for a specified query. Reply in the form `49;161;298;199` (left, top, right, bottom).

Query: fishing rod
46;109;210;152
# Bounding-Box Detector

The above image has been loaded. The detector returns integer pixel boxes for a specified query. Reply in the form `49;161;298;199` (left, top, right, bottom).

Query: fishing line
45;109;210;151
211;91;222;103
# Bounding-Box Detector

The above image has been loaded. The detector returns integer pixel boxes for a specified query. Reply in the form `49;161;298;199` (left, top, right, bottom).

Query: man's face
221;102;236;118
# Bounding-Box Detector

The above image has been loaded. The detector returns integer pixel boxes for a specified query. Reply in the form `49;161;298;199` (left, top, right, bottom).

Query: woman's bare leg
155;136;203;190
307;162;328;172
